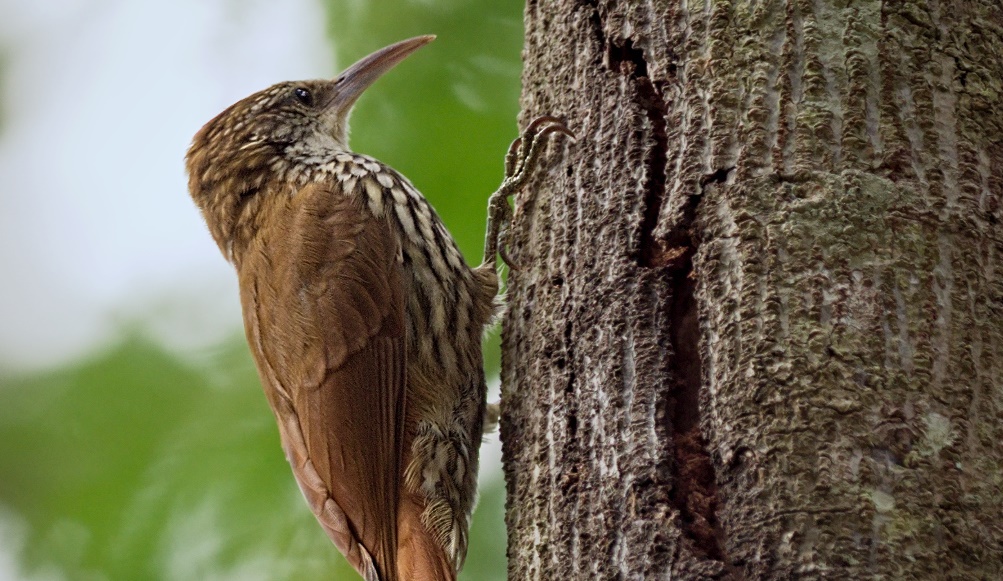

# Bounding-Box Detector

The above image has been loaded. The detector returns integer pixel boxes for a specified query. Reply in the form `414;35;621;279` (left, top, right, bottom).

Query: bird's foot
483;116;574;269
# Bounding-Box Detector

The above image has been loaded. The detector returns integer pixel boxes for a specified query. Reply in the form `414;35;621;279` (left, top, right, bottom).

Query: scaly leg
483;116;574;269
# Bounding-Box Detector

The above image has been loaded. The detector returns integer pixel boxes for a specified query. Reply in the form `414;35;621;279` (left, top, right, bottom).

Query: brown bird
186;35;569;581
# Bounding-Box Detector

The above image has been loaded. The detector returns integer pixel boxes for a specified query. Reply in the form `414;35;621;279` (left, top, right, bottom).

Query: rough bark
500;0;1003;579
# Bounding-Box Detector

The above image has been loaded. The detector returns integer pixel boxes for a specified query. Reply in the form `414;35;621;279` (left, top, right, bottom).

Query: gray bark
500;0;1003;578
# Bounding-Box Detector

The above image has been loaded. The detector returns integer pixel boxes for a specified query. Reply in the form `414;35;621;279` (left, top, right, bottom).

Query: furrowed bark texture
500;0;1003;578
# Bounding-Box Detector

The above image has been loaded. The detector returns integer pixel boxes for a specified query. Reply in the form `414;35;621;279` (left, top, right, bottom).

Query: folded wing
239;181;406;581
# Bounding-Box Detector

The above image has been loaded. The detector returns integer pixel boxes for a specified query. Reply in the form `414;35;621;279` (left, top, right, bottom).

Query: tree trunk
499;0;1003;578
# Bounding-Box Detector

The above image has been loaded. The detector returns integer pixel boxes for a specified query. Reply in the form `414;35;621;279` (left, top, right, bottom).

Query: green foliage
0;338;508;580
0;1;522;578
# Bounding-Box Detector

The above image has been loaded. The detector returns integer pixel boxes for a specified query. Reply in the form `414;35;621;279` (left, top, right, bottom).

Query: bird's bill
327;35;436;114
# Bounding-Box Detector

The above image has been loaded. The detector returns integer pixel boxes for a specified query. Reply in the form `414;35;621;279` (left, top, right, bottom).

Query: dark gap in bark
607;37;649;78
606;38;670;269
668;274;700;434
666;260;741;577
581;0;670;268
562;317;579;446
665;260;719;559
581;1;737;572
652;168;732;272
664;173;740;577
636;74;669;268
701;167;733;188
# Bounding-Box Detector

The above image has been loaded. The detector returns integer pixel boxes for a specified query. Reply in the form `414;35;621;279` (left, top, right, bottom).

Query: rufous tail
396;494;456;581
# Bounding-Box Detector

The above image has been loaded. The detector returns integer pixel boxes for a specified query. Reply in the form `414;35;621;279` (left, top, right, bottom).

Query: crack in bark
583;1;739;573
665;168;743;578
637;81;670;269
582;0;670;269
606;38;671;269
594;0;733;569
666;171;743;577
665;245;733;572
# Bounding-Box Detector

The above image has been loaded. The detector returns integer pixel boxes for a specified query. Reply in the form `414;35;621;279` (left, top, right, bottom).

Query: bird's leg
483;116;574;269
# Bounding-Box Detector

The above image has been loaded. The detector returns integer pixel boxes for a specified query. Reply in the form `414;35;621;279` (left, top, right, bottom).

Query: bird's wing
239;181;406;581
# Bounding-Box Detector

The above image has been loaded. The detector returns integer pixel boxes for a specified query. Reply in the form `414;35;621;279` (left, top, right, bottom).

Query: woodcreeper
185;36;569;580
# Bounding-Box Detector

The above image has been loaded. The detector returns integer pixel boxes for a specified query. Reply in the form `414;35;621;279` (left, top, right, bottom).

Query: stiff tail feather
396;494;457;581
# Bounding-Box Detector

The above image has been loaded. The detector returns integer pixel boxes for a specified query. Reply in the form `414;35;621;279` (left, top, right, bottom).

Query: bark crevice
583;0;671;269
636;70;670;268
664;226;736;576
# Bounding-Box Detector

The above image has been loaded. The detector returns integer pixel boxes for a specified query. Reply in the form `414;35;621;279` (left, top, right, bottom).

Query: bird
185;35;570;580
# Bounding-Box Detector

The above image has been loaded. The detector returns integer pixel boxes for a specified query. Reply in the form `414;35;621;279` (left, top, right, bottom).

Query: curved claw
526;115;576;141
504;117;575;181
483;115;574;268
524;115;568;136
537;121;576;141
497;214;524;270
499;239;520;271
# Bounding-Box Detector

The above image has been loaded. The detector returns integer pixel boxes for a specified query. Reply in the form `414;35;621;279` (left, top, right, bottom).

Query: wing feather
239;181;405;581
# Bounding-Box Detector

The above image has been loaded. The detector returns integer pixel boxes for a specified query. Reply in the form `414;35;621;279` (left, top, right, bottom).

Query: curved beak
326;35;435;115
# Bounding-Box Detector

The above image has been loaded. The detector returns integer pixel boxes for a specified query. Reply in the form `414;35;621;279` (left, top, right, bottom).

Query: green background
0;0;524;578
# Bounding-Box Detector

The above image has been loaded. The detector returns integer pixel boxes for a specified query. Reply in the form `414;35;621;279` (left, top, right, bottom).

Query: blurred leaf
0;336;508;580
0;338;346;580
0;1;523;579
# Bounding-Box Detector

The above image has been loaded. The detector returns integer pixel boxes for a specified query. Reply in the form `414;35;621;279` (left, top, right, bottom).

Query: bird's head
185;35;434;261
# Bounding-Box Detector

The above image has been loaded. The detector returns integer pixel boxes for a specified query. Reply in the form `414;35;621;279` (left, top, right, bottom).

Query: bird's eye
293;87;313;106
